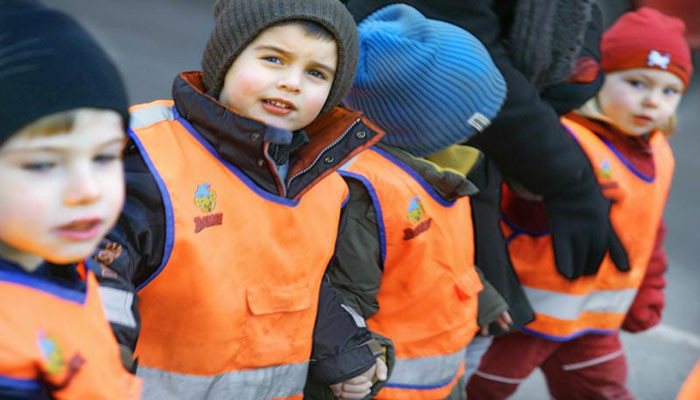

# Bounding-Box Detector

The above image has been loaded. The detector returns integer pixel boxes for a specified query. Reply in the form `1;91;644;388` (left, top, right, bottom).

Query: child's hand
480;311;512;336
329;357;388;399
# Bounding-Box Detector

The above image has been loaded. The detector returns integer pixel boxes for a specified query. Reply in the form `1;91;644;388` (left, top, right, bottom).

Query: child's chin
45;242;101;265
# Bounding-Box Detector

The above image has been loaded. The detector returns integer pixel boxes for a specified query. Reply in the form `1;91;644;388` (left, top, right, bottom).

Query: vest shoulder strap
129;100;176;131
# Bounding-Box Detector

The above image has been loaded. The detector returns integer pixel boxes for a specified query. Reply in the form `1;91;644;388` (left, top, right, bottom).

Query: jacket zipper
286;117;361;189
263;141;288;198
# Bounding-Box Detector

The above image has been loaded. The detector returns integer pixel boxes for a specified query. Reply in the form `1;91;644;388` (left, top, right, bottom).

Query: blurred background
49;0;699;398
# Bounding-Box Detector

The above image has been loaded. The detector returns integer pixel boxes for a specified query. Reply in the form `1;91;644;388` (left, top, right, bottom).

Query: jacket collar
376;143;480;202
173;72;384;199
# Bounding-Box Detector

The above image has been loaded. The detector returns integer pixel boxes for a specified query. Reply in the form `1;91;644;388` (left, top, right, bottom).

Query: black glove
307;282;379;386
544;175;630;279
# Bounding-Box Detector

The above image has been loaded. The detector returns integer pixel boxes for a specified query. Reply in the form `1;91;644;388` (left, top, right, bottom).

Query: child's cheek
229;71;268;99
0;191;49;242
101;167;126;231
306;88;331;115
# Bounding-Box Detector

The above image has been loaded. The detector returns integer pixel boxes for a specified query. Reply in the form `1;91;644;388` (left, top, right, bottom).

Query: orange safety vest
0;261;142;399
341;147;482;399
128;101;348;400
502;117;674;340
677;360;700;400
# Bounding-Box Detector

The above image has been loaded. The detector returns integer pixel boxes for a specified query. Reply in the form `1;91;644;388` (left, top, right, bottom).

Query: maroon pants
466;331;633;400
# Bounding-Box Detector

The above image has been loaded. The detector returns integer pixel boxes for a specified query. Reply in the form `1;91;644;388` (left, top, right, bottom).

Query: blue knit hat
344;4;507;156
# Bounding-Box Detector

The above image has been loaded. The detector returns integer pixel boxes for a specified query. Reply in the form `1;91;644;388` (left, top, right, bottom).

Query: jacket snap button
355;130;367;139
324;156;334;164
251;133;260;141
257;159;264;167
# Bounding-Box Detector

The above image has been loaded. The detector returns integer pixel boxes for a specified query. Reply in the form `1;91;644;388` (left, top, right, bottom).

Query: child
0;1;142;398
467;7;693;400
327;5;508;399
92;0;388;398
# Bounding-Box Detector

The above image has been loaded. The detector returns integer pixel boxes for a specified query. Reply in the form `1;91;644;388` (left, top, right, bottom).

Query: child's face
0;109;126;269
598;68;684;136
218;23;338;131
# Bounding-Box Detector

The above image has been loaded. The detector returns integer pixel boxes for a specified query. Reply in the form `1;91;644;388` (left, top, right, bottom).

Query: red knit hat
601;7;693;87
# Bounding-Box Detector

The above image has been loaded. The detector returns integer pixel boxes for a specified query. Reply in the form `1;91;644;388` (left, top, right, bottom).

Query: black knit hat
202;0;358;113
0;0;129;145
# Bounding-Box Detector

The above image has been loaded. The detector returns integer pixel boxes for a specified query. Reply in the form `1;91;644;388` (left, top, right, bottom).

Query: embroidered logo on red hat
647;50;671;70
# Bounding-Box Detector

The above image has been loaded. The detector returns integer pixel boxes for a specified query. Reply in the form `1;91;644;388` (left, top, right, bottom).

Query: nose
64;165;101;206
277;67;302;93
643;89;662;108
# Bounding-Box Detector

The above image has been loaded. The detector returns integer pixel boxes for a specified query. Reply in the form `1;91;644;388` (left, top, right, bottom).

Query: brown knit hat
202;0;358;113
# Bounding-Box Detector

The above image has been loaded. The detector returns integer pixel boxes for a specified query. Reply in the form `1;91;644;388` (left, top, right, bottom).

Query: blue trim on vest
384;370;458;390
0;374;42;391
563;123;655;183
0;260;87;304
520;326;617;342
501;214;551;238
128;129;176;292
338;171;387;266
341;190;350;208
173;106;301;207
370;147;456;207
594;132;655;183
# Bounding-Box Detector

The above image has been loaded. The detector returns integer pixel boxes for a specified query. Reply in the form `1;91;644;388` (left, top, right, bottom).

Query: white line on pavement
641;324;700;351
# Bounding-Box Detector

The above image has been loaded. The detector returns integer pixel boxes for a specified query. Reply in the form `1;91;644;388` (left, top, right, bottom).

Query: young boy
327;5;508;399
468;8;693;399
0;1;142;398
93;0;388;398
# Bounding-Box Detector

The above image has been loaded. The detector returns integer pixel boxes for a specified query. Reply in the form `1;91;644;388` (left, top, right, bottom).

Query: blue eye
93;154;121;164
663;87;680;96
308;69;327;80
628;80;645;89
21;162;56;172
262;56;281;64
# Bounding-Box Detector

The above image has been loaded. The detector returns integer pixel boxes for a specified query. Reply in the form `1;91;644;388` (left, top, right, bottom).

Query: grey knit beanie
202;0;358;113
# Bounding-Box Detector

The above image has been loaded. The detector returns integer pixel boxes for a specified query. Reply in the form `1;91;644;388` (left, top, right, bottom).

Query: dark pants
467;330;633;400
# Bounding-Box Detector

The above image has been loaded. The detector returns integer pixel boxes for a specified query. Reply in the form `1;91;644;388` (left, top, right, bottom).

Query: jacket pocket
235;284;315;367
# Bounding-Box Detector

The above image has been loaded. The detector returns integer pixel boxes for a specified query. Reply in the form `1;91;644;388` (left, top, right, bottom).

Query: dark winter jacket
92;71;389;387
319;143;508;400
327;143;508;323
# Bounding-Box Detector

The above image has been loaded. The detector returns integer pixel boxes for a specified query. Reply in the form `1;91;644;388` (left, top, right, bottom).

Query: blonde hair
16;110;79;138
575;95;677;137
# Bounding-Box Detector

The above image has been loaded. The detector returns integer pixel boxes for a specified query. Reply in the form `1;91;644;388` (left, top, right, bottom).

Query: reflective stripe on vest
522;286;638;321
0;269;142;399
129;101;347;399
342;147;480;399
137;362;307;400
503;117;674;340
385;346;467;390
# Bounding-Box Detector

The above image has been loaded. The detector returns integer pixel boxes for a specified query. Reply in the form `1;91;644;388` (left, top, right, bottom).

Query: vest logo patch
38;331;65;374
598;160;621;191
599;160;612;180
194;183;217;212
37;330;85;390
404;197;432;240
648;50;670;70
407;197;425;223
193;183;223;233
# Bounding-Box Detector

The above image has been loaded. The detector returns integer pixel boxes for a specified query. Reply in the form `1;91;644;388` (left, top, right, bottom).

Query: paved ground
51;1;700;398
